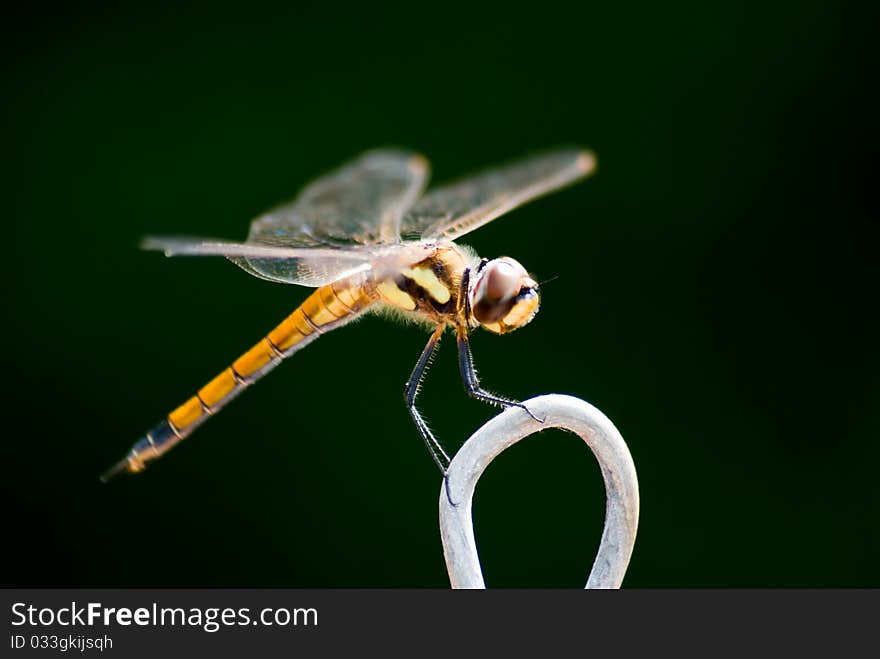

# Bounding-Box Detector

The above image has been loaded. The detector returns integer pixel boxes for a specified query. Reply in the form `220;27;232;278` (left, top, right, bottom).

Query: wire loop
439;394;639;588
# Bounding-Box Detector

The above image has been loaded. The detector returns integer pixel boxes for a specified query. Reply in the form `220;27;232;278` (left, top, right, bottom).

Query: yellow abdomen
115;277;376;476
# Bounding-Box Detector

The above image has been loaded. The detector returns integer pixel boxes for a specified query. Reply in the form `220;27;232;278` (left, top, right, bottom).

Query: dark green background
4;1;876;587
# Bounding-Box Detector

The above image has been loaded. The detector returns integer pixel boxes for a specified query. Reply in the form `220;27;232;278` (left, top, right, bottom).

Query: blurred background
3;1;875;587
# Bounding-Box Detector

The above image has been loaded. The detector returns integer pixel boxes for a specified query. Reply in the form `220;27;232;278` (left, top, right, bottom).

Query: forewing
142;236;374;287
400;148;595;242
143;149;428;286
248;148;429;248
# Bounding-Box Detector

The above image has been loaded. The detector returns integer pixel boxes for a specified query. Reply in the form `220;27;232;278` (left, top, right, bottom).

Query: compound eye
471;258;529;326
484;260;520;301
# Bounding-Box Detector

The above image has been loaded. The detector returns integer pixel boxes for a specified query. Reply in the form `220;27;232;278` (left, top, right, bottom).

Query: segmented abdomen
122;278;375;474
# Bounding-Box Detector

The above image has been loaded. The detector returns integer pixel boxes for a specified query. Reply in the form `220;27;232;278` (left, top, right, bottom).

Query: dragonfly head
469;257;540;334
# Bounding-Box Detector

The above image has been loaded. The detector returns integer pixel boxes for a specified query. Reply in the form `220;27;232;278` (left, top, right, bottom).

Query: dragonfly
102;147;596;482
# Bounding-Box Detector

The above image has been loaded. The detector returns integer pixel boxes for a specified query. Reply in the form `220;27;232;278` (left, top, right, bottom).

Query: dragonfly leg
404;325;451;474
456;329;543;423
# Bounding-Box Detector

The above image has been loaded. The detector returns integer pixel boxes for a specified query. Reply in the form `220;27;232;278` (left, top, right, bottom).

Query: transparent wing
400;148;596;242
248;148;429;248
143;149;429;286
142;236;375;287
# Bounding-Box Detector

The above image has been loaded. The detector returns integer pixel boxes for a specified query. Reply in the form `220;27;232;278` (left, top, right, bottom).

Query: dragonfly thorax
469;257;540;334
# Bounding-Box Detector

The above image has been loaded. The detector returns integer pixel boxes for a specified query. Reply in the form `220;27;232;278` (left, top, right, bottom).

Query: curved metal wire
439;394;639;588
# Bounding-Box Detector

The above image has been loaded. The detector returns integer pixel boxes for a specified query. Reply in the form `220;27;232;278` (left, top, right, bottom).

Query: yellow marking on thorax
377;280;417;310
402;266;450;304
